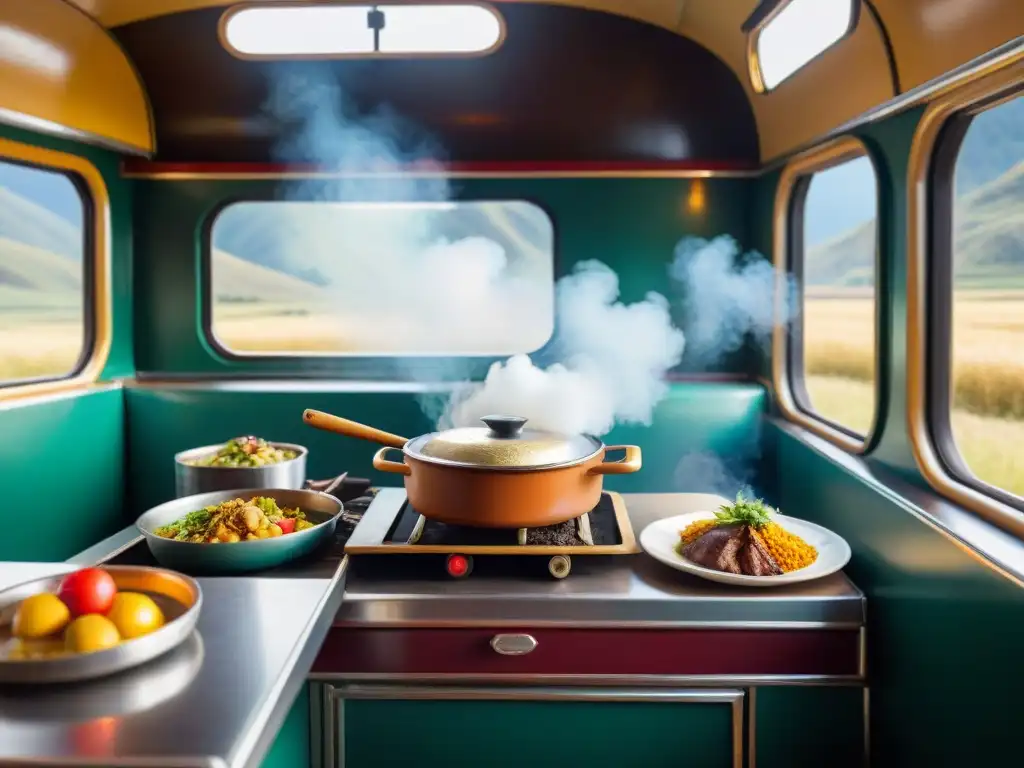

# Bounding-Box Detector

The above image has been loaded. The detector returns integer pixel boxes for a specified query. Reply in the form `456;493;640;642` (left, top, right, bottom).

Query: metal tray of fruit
0;565;202;684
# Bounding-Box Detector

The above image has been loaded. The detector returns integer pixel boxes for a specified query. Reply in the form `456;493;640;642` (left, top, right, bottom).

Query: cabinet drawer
313;626;860;677
321;685;744;768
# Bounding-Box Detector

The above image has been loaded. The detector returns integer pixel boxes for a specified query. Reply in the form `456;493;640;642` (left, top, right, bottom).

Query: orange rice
751;522;818;573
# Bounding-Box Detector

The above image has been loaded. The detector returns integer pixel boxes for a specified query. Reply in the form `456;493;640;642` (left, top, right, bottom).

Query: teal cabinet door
752;687;865;768
325;687;743;768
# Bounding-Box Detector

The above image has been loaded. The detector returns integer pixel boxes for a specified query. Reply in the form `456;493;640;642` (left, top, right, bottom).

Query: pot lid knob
480;415;528;439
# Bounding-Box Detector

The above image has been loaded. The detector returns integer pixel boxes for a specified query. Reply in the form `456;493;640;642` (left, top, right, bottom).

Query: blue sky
0;161;83;227
803;155;877;248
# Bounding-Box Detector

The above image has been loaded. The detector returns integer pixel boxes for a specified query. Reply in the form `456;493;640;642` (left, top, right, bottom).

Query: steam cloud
669;235;796;369
259;67;553;354
672;449;761;501
441;261;686;435
263;66;791;439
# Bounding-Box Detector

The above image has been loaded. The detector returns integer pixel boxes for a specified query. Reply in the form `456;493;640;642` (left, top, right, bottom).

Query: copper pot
302;409;642;528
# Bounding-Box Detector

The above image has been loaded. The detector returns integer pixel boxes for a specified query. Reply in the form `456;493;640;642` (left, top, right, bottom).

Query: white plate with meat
639;506;851;587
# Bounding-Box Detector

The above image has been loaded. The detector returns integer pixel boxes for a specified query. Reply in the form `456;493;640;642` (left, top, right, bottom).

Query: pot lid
407;415;601;469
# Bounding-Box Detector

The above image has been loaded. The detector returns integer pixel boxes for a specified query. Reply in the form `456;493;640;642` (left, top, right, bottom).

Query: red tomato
276;518;296;535
57;568;117;618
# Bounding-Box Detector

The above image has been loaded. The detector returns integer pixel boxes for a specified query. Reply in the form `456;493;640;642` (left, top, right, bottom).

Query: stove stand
345;488;639;579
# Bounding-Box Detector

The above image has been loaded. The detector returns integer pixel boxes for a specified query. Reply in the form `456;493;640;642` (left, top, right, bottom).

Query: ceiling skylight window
750;0;857;92
221;4;504;59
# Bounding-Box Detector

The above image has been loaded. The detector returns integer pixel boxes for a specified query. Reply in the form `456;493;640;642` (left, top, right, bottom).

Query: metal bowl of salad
135;488;343;574
174;436;307;498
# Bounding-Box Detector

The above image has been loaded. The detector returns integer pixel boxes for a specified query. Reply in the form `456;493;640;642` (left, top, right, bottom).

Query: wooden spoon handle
302;409;408;448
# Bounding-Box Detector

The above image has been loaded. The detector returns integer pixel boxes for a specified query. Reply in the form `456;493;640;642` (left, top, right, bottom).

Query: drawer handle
490;634;538;656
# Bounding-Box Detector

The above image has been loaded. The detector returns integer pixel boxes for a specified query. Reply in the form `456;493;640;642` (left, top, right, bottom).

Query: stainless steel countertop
337;491;866;628
0;490;865;767
0;556;347;768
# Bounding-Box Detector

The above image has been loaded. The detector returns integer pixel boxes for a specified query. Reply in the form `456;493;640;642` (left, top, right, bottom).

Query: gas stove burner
345;488;639;579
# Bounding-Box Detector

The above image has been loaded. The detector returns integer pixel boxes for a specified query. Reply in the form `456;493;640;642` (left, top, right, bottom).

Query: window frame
218;1;507;61
0;136;110;401
200;194;558;362
907;59;1024;537
747;0;861;94
771;136;883;453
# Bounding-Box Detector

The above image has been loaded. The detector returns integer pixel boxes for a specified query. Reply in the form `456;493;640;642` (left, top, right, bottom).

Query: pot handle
372;447;412;477
588;445;642;475
303;409;408;449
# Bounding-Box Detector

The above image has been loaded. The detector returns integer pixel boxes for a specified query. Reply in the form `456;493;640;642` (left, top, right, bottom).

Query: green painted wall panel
343;698;735;768
261;684;310;768
851;108;925;474
0;388;125;561
771;424;1024;768
124;382;765;512
752;97;1024;768
750;108;928;481
131;176;754;377
0;126;133;563
753;687;864;768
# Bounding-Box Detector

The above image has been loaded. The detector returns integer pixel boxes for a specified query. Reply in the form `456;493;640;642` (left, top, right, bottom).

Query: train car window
931;92;1024;504
791;153;879;438
0;158;89;388
221;4;503;58
750;0;858;92
377;5;502;54
206;200;554;357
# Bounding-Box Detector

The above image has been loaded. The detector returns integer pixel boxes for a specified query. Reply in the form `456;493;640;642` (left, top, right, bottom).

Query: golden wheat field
0;318;83;381
804;289;1024;496
804;288;1024;420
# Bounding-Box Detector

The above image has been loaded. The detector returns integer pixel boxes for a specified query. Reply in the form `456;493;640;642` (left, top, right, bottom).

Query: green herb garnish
712;492;776;529
155;508;213;539
253;497;280;517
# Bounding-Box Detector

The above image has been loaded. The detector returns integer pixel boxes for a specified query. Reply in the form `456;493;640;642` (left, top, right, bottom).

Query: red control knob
446;554;470;578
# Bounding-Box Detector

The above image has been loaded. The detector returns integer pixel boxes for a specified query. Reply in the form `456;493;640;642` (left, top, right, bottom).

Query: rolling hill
0;185;81;260
807;160;1024;287
211;199;552;285
211;248;327;304
0;236;81;311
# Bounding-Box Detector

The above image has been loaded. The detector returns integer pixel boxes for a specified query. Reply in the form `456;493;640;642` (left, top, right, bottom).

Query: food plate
639;511;852;586
136;487;343;575
0;565;201;684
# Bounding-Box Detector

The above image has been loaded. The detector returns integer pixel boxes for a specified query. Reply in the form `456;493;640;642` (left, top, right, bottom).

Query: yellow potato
64;615;121;654
12;593;70;640
107;592;165;639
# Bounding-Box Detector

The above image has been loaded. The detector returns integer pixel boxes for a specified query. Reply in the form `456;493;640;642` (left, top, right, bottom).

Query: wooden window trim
771;135;882;453
0;137;111;402
906;55;1024;538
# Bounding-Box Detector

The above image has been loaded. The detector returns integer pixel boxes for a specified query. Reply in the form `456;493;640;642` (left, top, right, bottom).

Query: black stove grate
385;492;622;548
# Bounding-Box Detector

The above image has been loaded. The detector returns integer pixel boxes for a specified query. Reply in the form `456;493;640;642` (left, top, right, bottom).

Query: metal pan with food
0;565;201;684
174;436;308;497
302;409;642;529
135;488;344;574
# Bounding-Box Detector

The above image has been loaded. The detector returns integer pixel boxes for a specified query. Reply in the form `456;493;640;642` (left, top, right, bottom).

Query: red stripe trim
313;627;861;677
121;159;759;175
